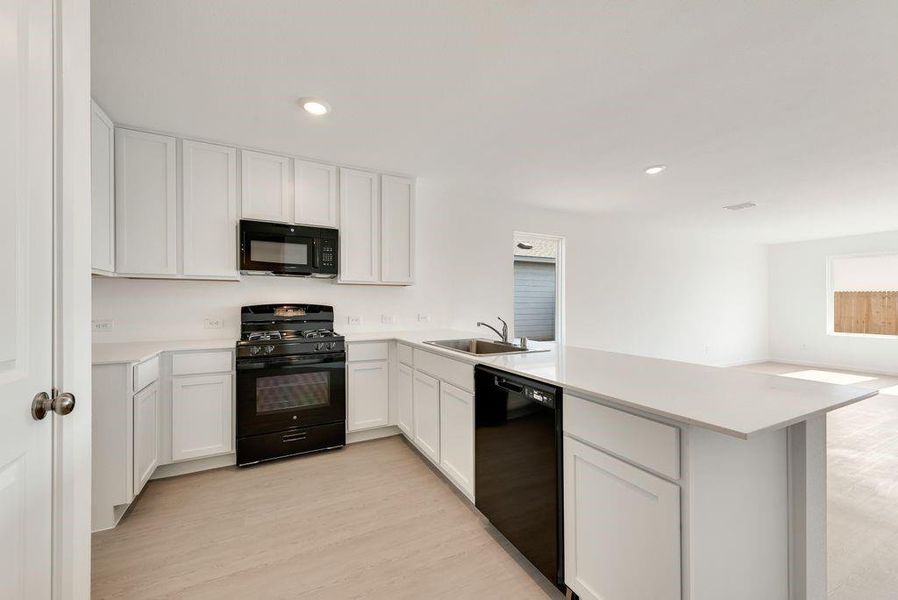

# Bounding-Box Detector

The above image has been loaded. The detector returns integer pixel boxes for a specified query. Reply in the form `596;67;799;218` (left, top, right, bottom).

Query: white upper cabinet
240;150;292;223
294;159;338;228
91;101;115;274
182;140;238;278
115;129;178;276
339;168;380;283
380;175;415;284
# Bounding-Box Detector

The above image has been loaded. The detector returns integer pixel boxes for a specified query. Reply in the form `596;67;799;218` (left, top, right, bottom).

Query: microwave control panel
320;241;337;270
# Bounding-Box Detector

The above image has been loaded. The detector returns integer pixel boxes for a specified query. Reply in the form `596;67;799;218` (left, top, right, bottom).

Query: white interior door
0;0;55;597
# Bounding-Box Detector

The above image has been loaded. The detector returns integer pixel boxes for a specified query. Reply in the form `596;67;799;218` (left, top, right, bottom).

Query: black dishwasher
474;365;564;588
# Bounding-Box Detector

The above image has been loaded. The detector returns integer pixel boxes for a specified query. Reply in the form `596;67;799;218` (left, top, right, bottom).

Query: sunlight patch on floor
779;369;876;385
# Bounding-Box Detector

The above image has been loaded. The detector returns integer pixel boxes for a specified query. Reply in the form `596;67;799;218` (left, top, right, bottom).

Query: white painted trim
767;356;898;378
150;453;237;479
347;425;401;444
52;0;92;596
513;231;566;345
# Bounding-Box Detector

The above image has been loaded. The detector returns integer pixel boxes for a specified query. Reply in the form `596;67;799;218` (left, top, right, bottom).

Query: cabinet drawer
347;341;389;362
564;394;680;480
133;355;160;392
412;349;473;393
397;343;414;366
172;350;233;375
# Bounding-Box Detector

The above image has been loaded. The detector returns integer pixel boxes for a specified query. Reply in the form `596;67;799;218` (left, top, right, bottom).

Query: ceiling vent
722;202;757;211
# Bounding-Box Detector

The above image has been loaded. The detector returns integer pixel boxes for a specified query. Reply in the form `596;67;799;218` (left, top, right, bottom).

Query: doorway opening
513;232;564;343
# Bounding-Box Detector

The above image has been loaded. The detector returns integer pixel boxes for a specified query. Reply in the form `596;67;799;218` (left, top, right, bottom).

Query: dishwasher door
474;365;563;587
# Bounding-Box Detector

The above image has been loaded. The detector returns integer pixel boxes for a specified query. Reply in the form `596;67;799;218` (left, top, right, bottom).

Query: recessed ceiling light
644;165;667;175
722;202;757;211
299;97;331;116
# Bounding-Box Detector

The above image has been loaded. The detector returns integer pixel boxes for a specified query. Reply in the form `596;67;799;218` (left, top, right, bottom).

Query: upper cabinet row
90;102;415;285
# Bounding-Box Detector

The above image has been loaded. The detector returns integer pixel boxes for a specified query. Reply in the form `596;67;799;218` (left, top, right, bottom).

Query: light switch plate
92;319;114;332
347;315;362;326
381;314;396;325
204;318;223;329
417;313;432;323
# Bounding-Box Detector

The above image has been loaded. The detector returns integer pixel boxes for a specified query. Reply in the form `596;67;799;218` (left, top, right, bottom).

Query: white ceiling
92;0;898;244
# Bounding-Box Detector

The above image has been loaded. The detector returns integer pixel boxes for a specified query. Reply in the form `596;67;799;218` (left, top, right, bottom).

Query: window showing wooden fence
834;291;898;335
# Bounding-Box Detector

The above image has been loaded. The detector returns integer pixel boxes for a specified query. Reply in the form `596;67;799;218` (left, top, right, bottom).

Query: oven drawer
237;422;345;466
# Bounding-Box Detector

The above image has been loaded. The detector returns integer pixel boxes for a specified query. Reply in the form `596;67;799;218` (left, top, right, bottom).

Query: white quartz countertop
92;339;237;365
346;330;878;439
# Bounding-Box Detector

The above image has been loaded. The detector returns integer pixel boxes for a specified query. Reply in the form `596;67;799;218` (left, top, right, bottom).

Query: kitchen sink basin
422;338;547;356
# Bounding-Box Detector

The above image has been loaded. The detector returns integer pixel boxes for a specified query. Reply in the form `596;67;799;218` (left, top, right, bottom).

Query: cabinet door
381;175;415;284
115;129;177;275
397;362;414;438
171;373;233;461
133;381;159;496
182;140;238;278
240;150;291;223
347;360;389;431
564;436;681;600
338;168;380;283
294;159;337;228
90;101;115;273
440;382;474;496
413;371;440;463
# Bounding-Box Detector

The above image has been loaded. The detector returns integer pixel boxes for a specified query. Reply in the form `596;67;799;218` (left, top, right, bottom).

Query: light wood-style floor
92;436;563;600
743;362;898;600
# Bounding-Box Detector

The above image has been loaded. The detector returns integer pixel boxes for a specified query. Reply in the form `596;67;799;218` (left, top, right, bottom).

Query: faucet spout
477;317;510;343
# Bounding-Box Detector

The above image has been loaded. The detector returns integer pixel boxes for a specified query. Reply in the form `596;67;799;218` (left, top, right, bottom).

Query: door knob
32;390;76;420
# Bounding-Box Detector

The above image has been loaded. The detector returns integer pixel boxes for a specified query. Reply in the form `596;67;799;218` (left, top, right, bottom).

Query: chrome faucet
477;317;509;344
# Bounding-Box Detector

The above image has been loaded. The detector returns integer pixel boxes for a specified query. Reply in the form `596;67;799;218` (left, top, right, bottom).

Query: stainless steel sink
422;338;547;356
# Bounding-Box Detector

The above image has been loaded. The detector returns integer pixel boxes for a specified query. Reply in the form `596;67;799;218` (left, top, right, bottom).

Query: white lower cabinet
347;360;390;431
439;382;474;496
133;381;159;496
563;435;681;600
413;371;441;463
397;362;414;437
171;373;233;461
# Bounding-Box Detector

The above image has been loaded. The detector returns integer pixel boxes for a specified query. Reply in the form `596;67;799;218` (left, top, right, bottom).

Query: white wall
93;180;769;366
769;230;898;374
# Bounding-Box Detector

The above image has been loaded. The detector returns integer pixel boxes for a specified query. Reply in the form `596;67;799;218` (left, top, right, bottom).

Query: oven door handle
236;354;345;370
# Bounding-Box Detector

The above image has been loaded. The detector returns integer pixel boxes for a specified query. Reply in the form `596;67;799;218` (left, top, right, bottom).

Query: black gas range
235;304;346;466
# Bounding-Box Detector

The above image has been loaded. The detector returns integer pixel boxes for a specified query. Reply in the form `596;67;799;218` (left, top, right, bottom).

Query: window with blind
831;254;898;335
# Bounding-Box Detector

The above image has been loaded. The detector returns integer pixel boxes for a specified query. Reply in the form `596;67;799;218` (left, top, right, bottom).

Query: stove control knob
327;342;337;350
265;345;275;354
315;342;325;351
250;346;261;355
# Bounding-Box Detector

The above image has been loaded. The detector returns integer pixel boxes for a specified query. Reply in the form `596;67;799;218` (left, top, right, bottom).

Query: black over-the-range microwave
239;219;338;278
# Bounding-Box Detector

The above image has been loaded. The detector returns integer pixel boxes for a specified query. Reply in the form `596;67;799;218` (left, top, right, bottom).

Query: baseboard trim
150;453;237;480
347;426;401;444
767;356;898;378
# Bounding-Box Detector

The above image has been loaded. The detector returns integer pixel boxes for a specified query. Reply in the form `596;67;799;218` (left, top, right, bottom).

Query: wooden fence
834;291;898;335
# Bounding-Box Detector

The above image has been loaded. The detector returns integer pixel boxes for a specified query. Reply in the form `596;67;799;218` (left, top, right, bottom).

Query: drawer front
133;355;160;392
347;341;389;362
564;393;680;480
172;350;233;375
412;349;473;393
397;343;414;366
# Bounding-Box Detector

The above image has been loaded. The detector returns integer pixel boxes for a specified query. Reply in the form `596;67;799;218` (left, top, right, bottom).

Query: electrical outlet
381;314;396;325
92;319;114;332
347;315;362;326
204;318;223;330
417;313;432;323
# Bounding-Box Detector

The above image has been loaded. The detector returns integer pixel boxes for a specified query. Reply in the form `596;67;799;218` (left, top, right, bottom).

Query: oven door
240;225;319;275
236;353;345;437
